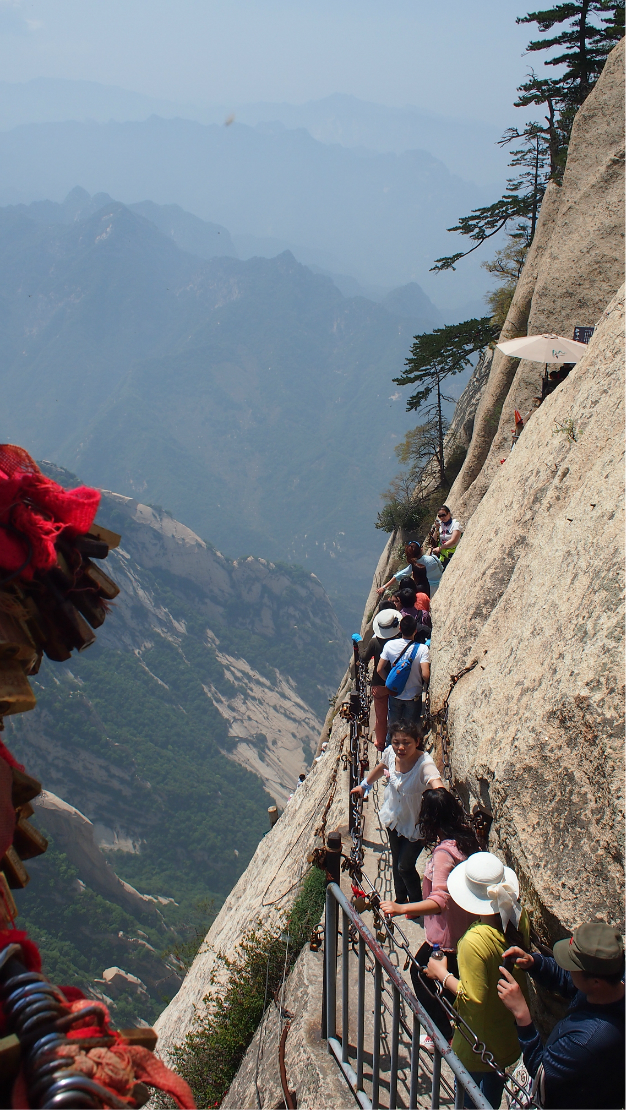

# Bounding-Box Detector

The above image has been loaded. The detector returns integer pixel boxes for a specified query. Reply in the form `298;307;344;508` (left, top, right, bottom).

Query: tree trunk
530;133;540;241
579;0;590;99
436;378;446;486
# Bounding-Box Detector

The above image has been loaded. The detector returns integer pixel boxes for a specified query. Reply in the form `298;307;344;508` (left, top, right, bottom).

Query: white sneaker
419;1033;434;1051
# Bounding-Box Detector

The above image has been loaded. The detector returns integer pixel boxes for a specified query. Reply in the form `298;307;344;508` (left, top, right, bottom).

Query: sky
0;0;542;125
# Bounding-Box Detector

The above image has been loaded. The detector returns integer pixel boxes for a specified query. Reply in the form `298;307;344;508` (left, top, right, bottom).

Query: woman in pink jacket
380;788;480;1041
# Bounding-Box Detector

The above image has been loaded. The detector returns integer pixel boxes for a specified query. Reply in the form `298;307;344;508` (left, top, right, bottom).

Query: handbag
385;642;418;696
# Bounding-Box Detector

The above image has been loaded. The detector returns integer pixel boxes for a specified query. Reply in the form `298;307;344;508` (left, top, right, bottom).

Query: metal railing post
322;882;493;1110
389;983;400;1109
431;1045;442;1110
409;1012;420;1110
341;909;350;1064
324;885;337;1041
371;960;382;1110
356;934;365;1090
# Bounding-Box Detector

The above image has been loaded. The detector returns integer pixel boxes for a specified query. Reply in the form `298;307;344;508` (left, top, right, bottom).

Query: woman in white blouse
432;506;463;569
351;722;443;903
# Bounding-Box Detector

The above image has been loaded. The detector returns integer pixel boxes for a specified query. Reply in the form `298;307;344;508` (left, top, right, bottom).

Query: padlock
0;662;36;716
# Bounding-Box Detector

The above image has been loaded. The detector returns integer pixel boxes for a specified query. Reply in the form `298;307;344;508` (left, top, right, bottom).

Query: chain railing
319;639;539;1105
323;635;539;1109
338;633;372;870
323;881;491;1110
340;857;539;1109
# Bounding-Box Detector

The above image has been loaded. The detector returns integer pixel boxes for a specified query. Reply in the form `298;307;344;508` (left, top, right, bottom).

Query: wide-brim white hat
373;610;401;639
447;852;519;916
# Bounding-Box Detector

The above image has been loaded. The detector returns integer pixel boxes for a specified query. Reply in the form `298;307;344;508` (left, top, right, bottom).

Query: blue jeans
461;1070;505;1108
386;694;422;743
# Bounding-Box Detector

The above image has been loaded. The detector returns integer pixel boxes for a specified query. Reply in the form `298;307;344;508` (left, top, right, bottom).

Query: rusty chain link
341;857;540;1108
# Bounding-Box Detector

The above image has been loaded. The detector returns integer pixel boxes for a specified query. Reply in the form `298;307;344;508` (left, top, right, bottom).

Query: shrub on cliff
376;446;467;535
167;866;326;1108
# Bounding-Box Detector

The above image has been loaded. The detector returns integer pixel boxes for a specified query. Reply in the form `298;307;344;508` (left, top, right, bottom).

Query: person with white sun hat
425;851;531;1109
359;605;402;751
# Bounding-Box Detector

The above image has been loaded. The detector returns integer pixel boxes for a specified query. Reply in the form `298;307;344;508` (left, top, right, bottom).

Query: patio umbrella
496;333;589;363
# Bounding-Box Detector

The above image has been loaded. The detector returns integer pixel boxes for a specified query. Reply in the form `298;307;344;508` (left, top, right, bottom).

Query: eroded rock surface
430;287;625;935
452;37;625;519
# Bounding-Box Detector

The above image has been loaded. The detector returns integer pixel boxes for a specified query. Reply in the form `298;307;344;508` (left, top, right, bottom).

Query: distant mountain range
0;109;495;306
0;78;507;186
0;191;460;625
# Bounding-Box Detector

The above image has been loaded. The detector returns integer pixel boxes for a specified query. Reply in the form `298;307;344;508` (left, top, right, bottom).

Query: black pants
410;943;459;1043
387;828;424;903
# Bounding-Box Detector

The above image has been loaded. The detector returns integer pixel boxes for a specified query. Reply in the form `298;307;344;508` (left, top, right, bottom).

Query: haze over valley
0;187;472;627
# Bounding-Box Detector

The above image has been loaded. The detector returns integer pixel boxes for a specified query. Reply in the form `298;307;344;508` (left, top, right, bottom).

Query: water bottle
431;943;444;961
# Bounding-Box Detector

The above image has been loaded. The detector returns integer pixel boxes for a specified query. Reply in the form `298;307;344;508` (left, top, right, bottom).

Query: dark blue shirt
516;953;625;1109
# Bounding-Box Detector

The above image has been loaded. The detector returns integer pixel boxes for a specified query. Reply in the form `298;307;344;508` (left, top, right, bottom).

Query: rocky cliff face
451;38;625;520
424;41;625;939
146;37;624;1094
153;709;348;1059
6;470;346;1022
431;286;624;935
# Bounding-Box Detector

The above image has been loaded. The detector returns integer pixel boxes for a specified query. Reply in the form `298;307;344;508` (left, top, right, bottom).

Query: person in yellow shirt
425;852;530;1109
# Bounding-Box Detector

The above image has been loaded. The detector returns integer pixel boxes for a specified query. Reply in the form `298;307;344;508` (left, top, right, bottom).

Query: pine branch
394;317;498;412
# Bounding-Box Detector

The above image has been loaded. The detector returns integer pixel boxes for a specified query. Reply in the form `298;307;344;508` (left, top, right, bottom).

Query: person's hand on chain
497;967;532;1026
379;899;402;917
502;946;534;970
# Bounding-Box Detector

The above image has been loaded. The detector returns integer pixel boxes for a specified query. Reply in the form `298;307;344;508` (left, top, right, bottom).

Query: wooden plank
0;612;39;670
11;767;42;808
0;872;18;923
119;1028;158;1051
0;1034;20;1081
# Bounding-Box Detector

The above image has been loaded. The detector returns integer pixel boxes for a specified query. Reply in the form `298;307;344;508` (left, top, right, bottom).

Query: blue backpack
385;642;419;696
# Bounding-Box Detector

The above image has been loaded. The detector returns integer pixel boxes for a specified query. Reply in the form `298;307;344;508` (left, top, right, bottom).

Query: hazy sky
0;0;543;124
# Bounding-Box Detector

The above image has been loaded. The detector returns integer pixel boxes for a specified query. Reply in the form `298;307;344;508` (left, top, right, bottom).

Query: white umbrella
496;333;589;363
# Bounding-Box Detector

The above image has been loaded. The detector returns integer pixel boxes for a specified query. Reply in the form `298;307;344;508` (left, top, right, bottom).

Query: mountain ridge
0;113;491;301
0;196;453;625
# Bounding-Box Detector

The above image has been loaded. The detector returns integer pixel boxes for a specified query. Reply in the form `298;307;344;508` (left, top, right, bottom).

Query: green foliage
376;448;467;536
432;2;623;272
169;867;327;1108
395;319;499;413
483;237;530;329
518;2;624;105
431;195;535;272
552;416;578;441
16;835;166;1026
394;319;497;480
161;900;217;973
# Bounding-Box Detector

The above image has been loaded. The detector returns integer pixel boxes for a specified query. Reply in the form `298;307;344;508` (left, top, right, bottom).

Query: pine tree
518;1;625;106
431;122;551;271
431;1;623;272
393;318;498;482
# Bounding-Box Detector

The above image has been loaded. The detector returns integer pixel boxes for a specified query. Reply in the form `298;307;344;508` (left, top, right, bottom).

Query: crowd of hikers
346;506;625;1110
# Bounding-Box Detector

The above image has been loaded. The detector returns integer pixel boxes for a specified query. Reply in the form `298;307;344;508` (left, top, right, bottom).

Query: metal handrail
323;881;492;1110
